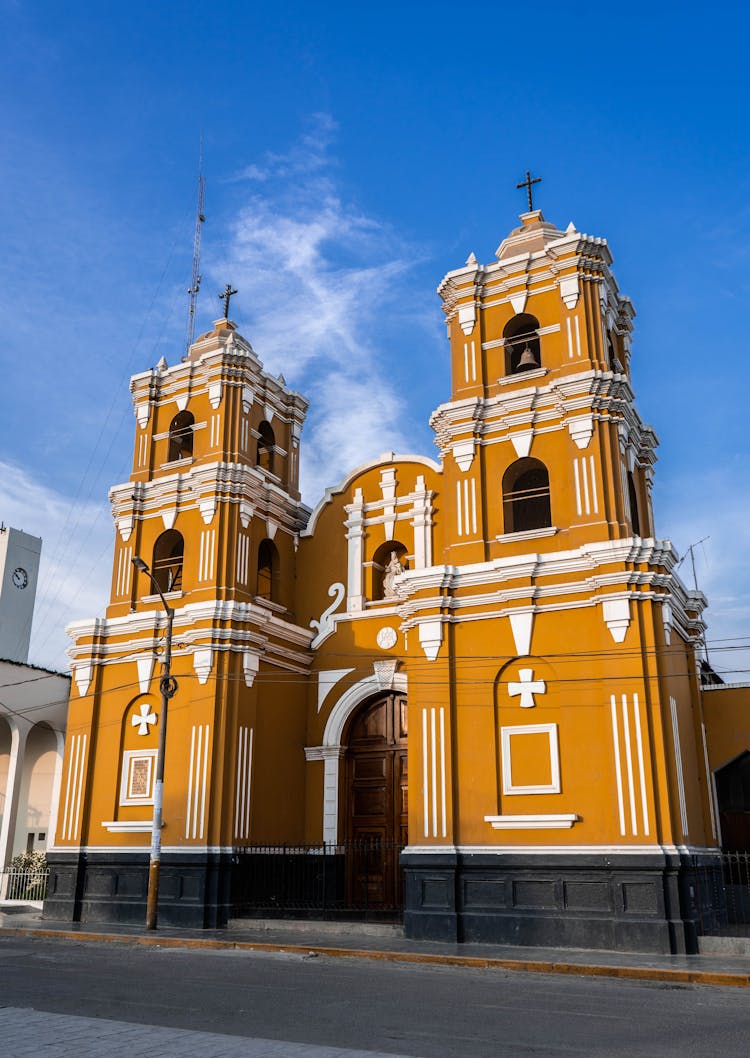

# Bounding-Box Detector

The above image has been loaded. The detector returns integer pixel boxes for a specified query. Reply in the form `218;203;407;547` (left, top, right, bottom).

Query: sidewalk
1;907;749;988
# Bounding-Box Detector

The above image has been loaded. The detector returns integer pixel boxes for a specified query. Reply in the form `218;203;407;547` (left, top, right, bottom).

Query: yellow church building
45;206;743;954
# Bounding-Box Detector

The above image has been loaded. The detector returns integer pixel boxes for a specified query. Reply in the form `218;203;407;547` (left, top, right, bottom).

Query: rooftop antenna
184;140;206;358
677;535;712;667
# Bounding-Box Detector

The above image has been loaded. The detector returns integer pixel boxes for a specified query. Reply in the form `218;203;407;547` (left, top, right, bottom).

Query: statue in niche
382;551;405;599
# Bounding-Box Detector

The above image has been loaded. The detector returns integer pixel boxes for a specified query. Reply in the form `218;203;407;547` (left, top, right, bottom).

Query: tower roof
495;210;568;261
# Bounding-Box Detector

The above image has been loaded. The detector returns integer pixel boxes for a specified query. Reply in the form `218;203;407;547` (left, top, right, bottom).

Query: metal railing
0;868;50;903
231;840;404;919
692;852;750;933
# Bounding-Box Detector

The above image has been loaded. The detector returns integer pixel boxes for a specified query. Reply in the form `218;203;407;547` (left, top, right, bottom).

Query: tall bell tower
48;307;313;926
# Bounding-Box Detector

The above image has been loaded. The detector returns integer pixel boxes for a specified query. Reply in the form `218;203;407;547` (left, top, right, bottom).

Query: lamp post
131;555;178;931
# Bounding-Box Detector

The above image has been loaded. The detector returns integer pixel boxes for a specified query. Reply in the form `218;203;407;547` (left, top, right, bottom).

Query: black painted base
401;849;721;955
44;851;232;928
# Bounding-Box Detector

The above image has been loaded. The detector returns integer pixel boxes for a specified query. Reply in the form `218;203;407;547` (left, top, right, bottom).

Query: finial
466;251;478;266
516;170;542;212
219;283;238;319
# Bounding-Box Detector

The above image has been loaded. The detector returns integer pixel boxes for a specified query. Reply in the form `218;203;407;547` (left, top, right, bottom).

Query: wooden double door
344;692;408;908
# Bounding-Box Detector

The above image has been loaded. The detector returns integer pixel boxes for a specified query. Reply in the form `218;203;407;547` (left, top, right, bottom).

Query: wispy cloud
219;114;424;501
0;460;112;673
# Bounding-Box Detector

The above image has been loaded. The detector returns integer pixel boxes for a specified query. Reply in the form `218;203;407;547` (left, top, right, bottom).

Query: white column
345;488;366;612
0;723;28;867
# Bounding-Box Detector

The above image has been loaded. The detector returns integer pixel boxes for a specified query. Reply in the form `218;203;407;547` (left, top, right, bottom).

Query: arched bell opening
167;411;195;462
502;458;552;534
503;313;541;375
256;538;280;603
152;530;184;594
256;421;275;474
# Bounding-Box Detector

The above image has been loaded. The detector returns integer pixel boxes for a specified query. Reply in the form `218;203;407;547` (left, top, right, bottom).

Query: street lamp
131;554;178;931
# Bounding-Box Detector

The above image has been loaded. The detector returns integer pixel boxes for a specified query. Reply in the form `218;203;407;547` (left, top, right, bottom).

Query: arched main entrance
344;692;407;909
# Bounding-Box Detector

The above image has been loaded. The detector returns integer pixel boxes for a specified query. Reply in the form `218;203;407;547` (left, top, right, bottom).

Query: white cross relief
508;668;546;709
132;703;157;735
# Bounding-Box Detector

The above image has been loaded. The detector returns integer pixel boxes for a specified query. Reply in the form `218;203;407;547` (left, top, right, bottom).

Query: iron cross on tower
516;170;542;212
219;283;238;318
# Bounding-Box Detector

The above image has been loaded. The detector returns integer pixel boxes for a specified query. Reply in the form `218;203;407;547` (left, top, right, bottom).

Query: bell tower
50;306;313;927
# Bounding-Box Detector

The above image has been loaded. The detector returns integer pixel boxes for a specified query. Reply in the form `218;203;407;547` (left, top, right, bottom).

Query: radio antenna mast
184;142;206;357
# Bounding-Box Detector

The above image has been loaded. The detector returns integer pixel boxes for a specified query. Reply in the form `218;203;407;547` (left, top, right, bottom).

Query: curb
2;926;749;988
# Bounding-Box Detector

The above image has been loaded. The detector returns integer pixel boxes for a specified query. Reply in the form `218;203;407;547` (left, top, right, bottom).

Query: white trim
101;821;154;833
484;814;579;830
501;724;560;795
670;696;689;838
700;721;717;840
495;526;557;544
610;695;626;837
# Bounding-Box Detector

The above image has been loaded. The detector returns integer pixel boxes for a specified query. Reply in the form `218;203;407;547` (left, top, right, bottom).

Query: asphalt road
0;935;748;1057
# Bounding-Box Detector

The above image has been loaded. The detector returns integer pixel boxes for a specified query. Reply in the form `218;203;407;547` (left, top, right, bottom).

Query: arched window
152;530;184;593
256;539;279;602
372;541;408;600
627;472;641;536
168;411;194;462
257;421;275;474
502;458;551;534
503;313;541;375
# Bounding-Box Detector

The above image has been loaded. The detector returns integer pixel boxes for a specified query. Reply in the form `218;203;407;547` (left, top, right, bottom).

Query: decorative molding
484;814;578;830
131;702;157;736
501;723;559;794
567;416;594;450
510;431;533;458
376;626;398;650
310;583;346;649
234;725;253;841
422;706;448;839
496;525;557;544
193;647;213;685
117;516;134;542
602;597;631;643
457;303;476;335
175;394;189;412
509;291;528;315
418;619;443;661
161;509;177;530
507;668;545;709
610;692;650;838
136;404;150;428
208;382;222;409
199;499;216;525
238;500;253;528
74;664;92;698
373;658;398;690
136;656;155;694
508;610;534;656
119;749;156;804
101;820;154;833
241;385;254;413
185;723;210;840
452;439;475;472
380;467;397;540
317;669;355;712
265;518;278;541
559;275;579;310
242;651;260;687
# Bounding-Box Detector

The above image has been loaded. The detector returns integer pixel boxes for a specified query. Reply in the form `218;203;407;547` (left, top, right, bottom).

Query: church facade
46;209;729;953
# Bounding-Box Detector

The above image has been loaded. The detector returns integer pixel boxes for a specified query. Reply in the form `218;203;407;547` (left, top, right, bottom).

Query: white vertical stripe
670;697;688;837
186;726;196;838
463;480;469;536
72;735;87;841
210;531;215;580
245;727;253;838
621;695;638;835
199;724;209;839
439;707;447;838
62;735;78;841
200;532;206;581
456;481;463;537
192;726;203;839
573;460;582;516
234;727;244;839
463;342;469;382
701;722;717;840
632;693;650;836
574;316;581;357
581;456;591;515
422;709;429;837
470;479;477;534
471;340;476;381
430;707;438;838
589;456;599;513
566;317;574;359
610;695;626;836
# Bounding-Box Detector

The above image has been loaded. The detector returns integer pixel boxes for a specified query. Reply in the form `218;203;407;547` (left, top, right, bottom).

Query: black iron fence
231;840;404;919
691;852;750;934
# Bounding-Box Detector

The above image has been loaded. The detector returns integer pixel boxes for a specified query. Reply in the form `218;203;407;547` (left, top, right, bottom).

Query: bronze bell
517;343;539;369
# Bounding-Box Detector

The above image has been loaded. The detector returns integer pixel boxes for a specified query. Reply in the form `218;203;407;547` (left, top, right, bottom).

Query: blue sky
1;1;748;677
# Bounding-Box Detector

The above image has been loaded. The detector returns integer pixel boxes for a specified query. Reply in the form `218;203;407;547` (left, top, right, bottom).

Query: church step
226;917;404;939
